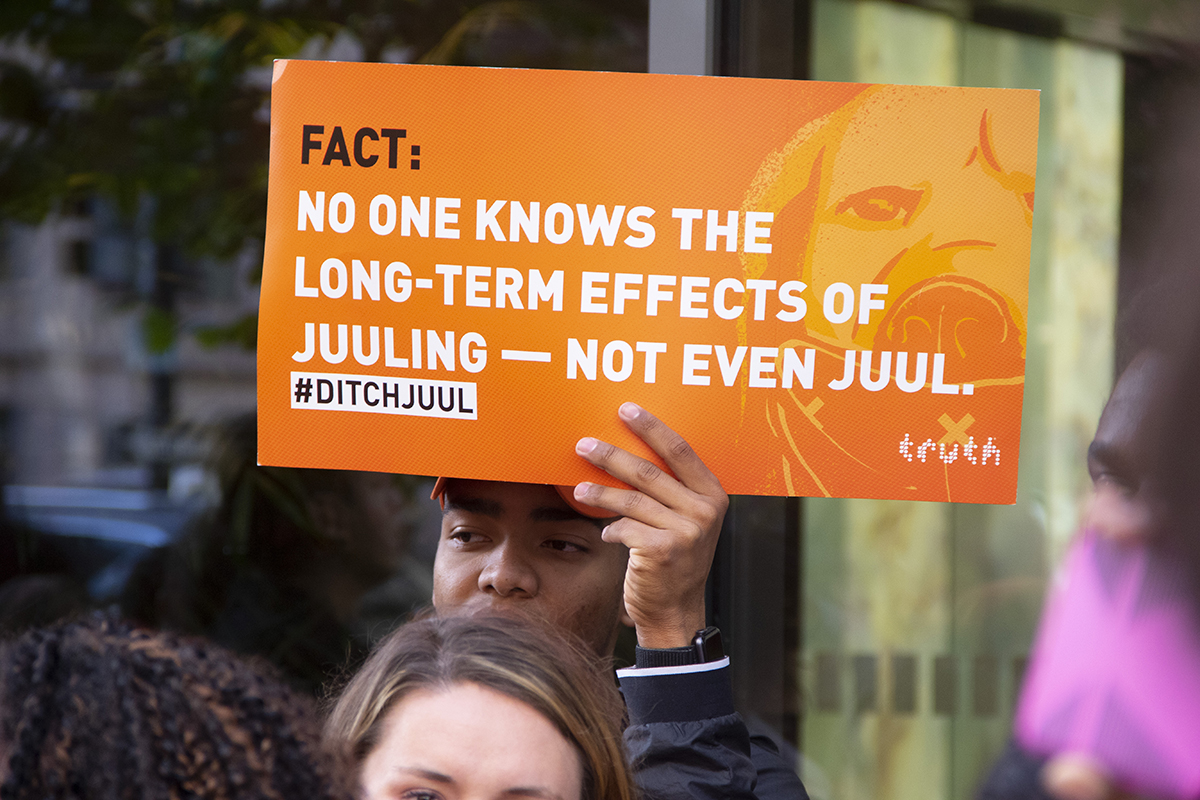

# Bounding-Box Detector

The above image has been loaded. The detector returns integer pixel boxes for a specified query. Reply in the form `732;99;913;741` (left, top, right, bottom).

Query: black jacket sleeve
619;659;809;800
976;739;1053;800
749;729;809;800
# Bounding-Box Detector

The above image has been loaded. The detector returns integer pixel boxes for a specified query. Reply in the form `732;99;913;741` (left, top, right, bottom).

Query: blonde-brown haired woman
325;613;637;800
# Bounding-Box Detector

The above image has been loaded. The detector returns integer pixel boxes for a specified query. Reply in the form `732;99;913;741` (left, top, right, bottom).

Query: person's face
360;682;583;800
432;480;628;656
807;88;1036;345
1083;353;1168;545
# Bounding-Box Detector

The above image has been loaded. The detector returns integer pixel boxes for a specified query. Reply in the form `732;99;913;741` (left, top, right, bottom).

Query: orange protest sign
258;60;1039;504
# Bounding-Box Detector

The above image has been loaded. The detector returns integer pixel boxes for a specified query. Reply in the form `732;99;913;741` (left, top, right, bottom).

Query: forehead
1094;353;1169;450
368;683;581;797
441;480;583;523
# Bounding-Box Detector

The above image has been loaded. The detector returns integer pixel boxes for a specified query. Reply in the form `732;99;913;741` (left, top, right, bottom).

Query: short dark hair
0;613;355;800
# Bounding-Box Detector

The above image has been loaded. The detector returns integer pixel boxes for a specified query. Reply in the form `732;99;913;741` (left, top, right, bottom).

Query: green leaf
195;312;257;351
142;305;177;354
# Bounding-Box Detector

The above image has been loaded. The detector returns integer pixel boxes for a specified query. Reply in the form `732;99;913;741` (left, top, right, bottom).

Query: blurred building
0;202;258;491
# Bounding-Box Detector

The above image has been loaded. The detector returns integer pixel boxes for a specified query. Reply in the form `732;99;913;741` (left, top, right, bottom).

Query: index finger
617;402;724;497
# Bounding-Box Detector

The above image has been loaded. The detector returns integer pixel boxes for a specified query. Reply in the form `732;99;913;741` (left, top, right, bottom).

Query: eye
1090;470;1137;498
402;791;442;800
448;528;487;545
543;539;587;554
834;185;925;225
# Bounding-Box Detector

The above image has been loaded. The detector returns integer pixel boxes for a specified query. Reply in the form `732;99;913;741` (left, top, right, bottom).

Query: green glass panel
802;4;1121;800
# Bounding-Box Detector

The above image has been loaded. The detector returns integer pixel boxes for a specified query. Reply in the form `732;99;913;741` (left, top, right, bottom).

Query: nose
478;543;538;598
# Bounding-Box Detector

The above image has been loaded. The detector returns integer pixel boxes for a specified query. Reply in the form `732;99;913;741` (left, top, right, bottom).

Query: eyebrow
1087;440;1137;479
1088;440;1113;467
393;766;453;783
443;497;504;517
530;506;593;523
532;505;616;531
444;497;611;530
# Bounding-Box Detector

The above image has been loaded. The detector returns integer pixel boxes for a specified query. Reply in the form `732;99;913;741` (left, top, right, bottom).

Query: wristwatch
634;626;725;668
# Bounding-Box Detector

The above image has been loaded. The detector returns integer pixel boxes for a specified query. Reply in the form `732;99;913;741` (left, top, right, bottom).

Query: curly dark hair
0;613;356;800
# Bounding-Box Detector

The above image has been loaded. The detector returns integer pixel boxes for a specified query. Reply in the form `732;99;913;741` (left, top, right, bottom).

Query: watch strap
634;626;724;668
634;644;699;668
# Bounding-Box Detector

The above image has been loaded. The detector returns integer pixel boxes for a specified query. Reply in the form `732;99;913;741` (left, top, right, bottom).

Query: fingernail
576;437;598;455
574;482;593;499
619;402;641;421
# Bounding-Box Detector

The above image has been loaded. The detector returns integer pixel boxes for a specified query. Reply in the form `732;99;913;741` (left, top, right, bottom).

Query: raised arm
572;401;727;648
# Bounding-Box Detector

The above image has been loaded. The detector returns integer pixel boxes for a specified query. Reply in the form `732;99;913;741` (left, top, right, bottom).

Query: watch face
695;627;724;662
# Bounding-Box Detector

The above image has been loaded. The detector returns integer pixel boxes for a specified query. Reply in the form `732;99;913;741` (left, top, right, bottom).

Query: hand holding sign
574;403;727;649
